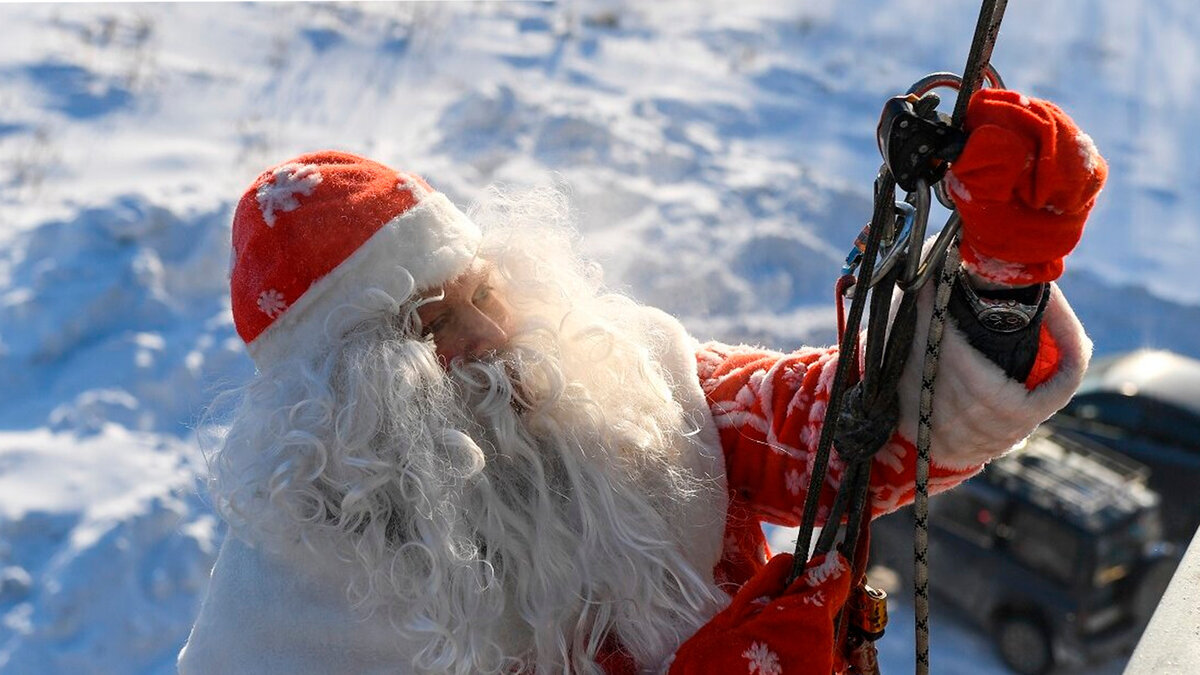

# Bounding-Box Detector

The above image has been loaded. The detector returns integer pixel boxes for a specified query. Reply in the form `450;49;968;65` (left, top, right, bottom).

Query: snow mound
0;1;1194;672
0;194;252;434
0;428;219;674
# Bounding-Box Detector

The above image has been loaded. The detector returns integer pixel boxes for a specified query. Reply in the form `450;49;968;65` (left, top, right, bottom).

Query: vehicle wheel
995;613;1053;675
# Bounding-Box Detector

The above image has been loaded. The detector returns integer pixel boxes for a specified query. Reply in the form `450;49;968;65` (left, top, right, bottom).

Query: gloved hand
669;552;852;675
946;88;1108;285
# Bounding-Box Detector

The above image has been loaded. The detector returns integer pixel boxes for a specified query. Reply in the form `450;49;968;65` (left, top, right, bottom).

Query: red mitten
669;552;852;675
946;88;1108;285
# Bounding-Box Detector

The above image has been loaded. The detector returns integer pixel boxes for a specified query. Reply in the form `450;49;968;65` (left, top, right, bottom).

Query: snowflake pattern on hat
256;289;287;318
256;163;323;227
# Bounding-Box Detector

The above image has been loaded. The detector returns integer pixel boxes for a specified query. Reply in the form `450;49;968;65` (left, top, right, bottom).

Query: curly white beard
207;187;725;674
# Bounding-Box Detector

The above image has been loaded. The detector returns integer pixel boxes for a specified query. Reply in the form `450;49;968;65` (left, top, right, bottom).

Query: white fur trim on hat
247;192;481;367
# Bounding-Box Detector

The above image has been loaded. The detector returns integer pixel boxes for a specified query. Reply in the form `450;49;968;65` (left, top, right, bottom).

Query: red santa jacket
701;320;1061;588
600;282;1089;675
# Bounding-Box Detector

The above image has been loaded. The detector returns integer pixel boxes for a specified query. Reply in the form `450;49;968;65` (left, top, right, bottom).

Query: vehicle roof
1077;349;1200;416
984;427;1158;532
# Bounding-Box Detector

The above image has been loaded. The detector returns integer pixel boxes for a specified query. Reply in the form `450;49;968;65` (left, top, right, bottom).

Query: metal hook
844;177;961;295
906;67;1005;210
898;180;962;292
905;65;1005;100
842;200;918;296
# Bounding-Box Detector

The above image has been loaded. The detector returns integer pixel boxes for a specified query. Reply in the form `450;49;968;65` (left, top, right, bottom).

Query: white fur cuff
895;281;1092;471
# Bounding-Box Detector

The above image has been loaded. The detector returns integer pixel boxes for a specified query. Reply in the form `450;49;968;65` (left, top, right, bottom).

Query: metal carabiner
885;66;1002;290
842;177;961;296
841;200;917;296
855;64;1005;297
898;179;963;292
905;65;1005;100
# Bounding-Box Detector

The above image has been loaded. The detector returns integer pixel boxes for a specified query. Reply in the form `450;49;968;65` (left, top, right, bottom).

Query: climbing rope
788;1;1010;673
913;240;961;674
913;3;1008;672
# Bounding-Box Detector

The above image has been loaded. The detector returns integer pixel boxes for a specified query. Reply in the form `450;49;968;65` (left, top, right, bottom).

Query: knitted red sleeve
697;341;989;528
698;330;1065;588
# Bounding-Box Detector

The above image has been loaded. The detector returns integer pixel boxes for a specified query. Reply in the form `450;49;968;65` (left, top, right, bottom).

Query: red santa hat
229;150;480;366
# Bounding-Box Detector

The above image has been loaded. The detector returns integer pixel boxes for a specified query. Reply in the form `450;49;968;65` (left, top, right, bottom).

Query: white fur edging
247;192;481;367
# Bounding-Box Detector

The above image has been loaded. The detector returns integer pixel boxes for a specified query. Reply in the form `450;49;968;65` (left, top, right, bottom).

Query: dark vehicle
870;428;1177;675
1048;349;1200;543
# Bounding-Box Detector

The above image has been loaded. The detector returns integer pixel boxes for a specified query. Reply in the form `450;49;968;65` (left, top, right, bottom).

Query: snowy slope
1;2;1195;672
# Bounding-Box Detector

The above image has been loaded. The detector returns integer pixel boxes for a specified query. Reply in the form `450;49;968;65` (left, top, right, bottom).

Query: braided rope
913;241;961;675
914;3;1006;669
951;0;1009;128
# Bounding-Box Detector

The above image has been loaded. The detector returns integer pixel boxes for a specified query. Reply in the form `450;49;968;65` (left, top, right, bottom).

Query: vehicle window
929;488;1001;548
1096;527;1138;573
1144;400;1200;448
1065;393;1147;434
1006;507;1080;585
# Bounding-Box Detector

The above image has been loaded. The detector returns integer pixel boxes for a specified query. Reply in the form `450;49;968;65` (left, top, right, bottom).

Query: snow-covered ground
1;1;1195;672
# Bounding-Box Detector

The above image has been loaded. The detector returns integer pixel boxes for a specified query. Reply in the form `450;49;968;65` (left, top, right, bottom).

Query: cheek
489;298;514;334
434;340;461;368
428;326;461;367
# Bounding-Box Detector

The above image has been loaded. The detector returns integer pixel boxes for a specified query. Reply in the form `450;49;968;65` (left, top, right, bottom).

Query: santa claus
180;89;1102;674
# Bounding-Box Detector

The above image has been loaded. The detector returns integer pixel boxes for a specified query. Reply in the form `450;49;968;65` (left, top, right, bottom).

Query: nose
461;307;511;361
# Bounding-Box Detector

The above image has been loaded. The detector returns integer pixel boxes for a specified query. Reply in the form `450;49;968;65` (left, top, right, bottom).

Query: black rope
810;259;916;559
785;3;1011;672
790;169;896;581
951;0;1010;128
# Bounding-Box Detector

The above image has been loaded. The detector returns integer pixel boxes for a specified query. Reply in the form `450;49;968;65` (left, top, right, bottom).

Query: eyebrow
416;288;447;305
465;262;492;281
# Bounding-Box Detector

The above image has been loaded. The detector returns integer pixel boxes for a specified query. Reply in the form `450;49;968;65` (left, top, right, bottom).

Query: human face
417;262;513;366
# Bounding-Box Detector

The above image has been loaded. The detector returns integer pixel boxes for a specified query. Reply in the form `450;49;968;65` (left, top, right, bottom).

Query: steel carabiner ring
906;66;1005;100
906;67;1006;210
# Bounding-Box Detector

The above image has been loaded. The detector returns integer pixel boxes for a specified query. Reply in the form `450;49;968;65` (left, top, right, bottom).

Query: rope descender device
843;64;1006;299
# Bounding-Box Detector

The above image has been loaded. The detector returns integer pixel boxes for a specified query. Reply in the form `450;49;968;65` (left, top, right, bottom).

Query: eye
472;283;494;304
422;314;450;336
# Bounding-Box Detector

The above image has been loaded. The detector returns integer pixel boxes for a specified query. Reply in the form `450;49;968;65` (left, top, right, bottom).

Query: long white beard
209;198;726;673
439;318;723;672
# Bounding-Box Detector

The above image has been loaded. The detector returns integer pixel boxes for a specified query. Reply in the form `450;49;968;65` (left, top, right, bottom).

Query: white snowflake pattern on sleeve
256;163;323;227
784;468;803;496
742;641;782;675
